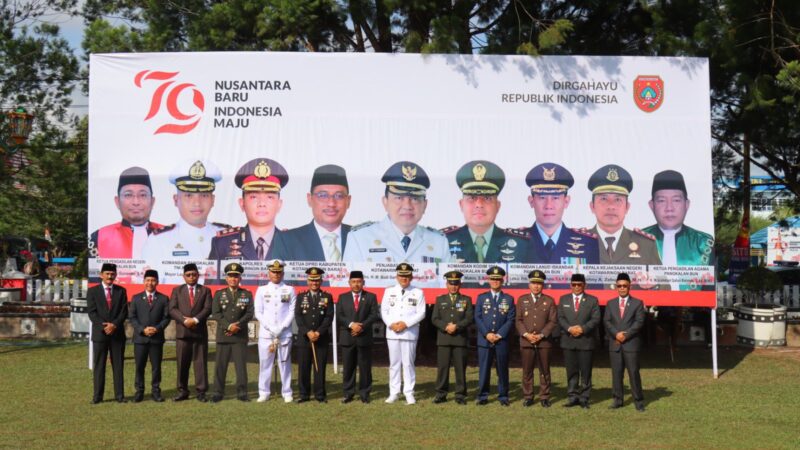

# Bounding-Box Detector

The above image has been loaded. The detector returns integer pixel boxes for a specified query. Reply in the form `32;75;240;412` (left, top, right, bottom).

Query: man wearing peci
337;271;380;404
431;270;474;405
558;273;600;409
128;269;170;403
87;263;128;404
474;266;516;406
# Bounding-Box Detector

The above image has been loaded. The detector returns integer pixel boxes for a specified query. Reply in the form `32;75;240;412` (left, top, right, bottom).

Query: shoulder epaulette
151;223;176;236
350;221;375;232
423;225;445;236
633;228;656;240
572;227;597;239
215;226;242;237
211;222;231;229
503;227;530;239
440;225;460;234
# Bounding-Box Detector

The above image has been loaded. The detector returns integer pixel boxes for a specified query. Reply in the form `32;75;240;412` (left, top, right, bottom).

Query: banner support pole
711;307;718;379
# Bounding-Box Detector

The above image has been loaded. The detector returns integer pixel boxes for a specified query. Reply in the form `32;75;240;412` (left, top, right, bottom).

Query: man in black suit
295;267;335;403
87;263;128;403
129;269;170;402
280;164;352;262
336;270;380;404
604;273;646;412
169;263;214;402
558;273;600;409
431;270;473;405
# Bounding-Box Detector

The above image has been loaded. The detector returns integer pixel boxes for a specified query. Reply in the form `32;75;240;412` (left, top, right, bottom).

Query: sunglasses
570;283;584;287
616;284;631;288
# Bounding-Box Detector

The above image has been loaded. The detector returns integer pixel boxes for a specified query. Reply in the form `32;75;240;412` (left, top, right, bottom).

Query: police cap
305;267;324;281
235;158;289;193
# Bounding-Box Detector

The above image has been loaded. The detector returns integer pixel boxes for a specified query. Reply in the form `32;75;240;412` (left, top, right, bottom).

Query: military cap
651;169;687;197
118;166;152;193
224;262;244;276
616;272;631;283
311;164;348;190
143;269;159;280
382;161;429;197
395;262;414;276
528;270;546;283
235;158;289;193
570;273;586;284
101;263;117;273
170;159;222;193
456;160;505;195
183;263;199;273
267;259;285;273
305;267;324;281
486;266;506;280
526;163;574;195
349;270;364;279
444;270;464;284
588;164;633;196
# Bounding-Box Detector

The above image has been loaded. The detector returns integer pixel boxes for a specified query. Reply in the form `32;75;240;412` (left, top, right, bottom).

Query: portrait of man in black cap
89;166;163;259
278;164;352;262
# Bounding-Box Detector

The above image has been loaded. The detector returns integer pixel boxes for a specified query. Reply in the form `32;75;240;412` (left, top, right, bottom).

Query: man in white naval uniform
343;161;450;266
381;263;427;405
254;260;296;403
142;160;227;281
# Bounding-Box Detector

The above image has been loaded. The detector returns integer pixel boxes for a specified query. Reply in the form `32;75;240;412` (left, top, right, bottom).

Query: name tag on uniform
369;248;387;253
172;251;189;256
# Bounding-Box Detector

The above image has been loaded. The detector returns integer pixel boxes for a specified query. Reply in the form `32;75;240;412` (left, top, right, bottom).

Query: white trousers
258;339;292;398
387;338;417;397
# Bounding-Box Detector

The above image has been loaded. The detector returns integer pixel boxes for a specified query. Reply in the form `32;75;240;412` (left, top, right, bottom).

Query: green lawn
0;342;798;449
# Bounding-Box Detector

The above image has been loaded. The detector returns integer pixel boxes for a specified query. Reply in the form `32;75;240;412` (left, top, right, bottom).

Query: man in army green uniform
431;271;474;405
294;267;335;403
210;263;254;402
442;160;528;263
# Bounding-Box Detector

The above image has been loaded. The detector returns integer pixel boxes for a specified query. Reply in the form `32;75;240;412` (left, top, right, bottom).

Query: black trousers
92;339;125;401
610;350;644;404
341;344;372;400
435;345;468;400
176;338;209;396
213;342;248;398
563;348;593;403
298;343;329;400
134;343;164;394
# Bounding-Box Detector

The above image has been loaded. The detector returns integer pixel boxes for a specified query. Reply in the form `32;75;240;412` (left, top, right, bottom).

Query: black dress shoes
196;393;208;403
580;401;590;409
317;398;327;404
541;399;551;408
432;396;447;404
476;399;488;406
609;402;623;410
296;398;310;404
91;398;102;405
133;392;144;403
173;394;189;402
499;399;510;406
342;396;354;404
455;398;466;405
635;403;646;412
360;397;370;404
563;399;580;408
152;393;165;403
237;395;250;402
116;397;127;403
523;399;534;407
210;395;223;403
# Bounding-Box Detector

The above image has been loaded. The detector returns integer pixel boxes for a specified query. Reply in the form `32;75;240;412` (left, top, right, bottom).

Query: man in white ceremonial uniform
381;263;427;405
343;161;450;265
254;259;296;403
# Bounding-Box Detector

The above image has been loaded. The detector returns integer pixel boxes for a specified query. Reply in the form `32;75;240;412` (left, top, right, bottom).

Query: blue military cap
588;164;633;196
382;161;429;197
456;160;505;195
170;159;222;193
486;266;506;280
526;163;574;194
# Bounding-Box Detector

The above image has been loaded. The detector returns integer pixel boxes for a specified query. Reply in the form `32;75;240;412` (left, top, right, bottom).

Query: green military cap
235;158;289;193
528;270;546;283
588;164;633;196
305;267;324;281
170;159;221;193
267;259;285;273
382;161;429;197
456;160;505;195
224;263;244;276
486;266;506;280
444;270;464;284
526;162;574;194
395;262;414;276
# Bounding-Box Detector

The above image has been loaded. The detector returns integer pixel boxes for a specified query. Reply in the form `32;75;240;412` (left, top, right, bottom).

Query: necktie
605;236;616;259
189;285;195;307
105;287;112;309
353;292;360;312
401;289;405;296
544;238;555;258
323;233;342;261
474;235;486;263
401;235;411;252
450;294;456;305
574;296;580;313
619;298;626;318
257;237;266;260
147;293;153;307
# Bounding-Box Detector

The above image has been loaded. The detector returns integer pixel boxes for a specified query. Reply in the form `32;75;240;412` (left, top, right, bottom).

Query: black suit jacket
87;283;128;343
336;290;380;347
603;296;646;352
129;290;170;344
169;284;213;339
279;221;351;261
557;293;600;350
295;290;334;347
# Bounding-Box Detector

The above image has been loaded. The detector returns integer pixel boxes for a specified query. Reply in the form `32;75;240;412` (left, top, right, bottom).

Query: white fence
716;283;800;309
27;279;88;302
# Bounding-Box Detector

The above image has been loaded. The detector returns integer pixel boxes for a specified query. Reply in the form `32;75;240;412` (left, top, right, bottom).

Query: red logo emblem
134;70;205;134
633;75;664;112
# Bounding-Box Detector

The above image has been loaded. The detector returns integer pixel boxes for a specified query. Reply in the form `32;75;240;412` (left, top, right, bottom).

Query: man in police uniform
254;260;296;403
441;160;527;264
522;163;599;266
142;160;228;269
90;166;163;259
515;270;557;407
431;270;473;405
279;164;352;262
644;170;714;267
343;161;450;265
381;263;427;405
210;263;254;402
208;158;290;261
558;273;600;409
294;267;335;403
474;266;515;406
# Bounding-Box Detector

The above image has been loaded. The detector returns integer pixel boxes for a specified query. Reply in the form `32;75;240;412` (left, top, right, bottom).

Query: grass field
0;341;798;449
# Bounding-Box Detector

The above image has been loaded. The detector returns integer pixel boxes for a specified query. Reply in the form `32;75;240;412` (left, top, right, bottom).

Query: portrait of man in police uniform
441;160;527;263
142;160;228;264
208;158;290;261
522;163;599;265
342;161;450;264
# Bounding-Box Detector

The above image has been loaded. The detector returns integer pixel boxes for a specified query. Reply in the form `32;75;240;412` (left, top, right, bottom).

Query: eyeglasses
312;191;348;201
184;272;199;277
616;284;631;288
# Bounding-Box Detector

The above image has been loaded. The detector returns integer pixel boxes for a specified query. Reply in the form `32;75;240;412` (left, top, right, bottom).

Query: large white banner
88;52;715;305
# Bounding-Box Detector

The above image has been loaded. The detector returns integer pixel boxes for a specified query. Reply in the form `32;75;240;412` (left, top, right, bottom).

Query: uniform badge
507;239;517;248
228;239;242;257
543;166;556;181
628;242;641;258
427;245;433;251
281;293;290;303
255;160;271;178
473;163;487;181
567;249;584;255
567;242;584;249
374;240;381;246
606;167;619;182
402;164;417;181
190;160;206;179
